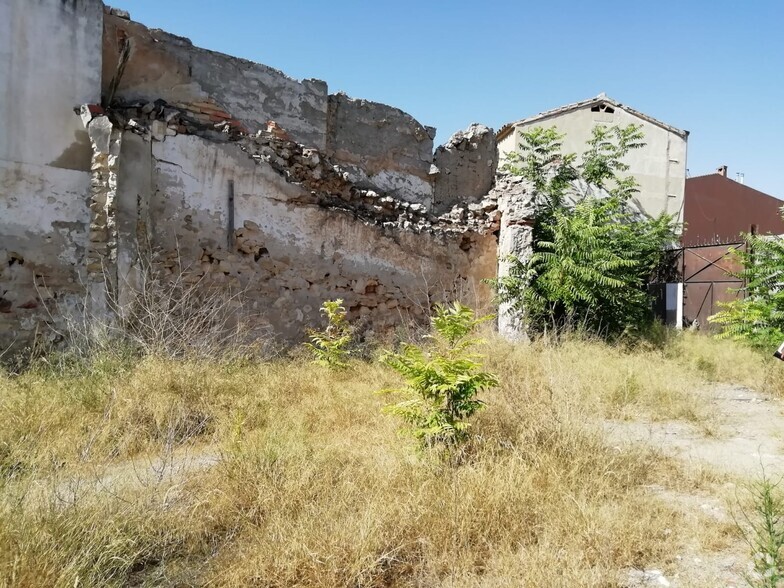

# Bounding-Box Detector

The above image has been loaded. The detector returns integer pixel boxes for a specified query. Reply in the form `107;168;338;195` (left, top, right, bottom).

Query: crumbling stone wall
326;93;437;207
102;12;497;215
433;124;499;214
102;12;329;149
99;101;499;341
0;1;522;352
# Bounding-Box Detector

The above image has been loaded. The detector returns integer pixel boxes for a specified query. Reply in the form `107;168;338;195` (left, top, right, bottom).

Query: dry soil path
606;384;784;479
607;383;784;587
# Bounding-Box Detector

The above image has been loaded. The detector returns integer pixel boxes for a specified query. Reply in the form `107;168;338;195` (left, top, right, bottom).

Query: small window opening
590;103;615;114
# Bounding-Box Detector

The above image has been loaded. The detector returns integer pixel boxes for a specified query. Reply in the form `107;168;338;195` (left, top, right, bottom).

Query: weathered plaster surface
102;14;329;149
1;1;515;351
139;133;497;340
0;161;90;347
0;0;103;167
0;0;103;350
433;124;498;214
502;105;688;222
327;93;436;206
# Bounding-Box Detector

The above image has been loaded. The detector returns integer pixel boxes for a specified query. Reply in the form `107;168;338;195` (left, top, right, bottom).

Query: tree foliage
493;124;678;339
709;230;784;348
380;303;498;450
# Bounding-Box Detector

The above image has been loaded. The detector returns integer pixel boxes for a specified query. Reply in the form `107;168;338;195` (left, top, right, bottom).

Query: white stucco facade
498;95;688;222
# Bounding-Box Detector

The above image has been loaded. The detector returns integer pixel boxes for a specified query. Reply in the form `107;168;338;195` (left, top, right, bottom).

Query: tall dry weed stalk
35;245;272;365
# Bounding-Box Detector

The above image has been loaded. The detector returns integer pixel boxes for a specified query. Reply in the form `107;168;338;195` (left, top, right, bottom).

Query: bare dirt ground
608;383;784;587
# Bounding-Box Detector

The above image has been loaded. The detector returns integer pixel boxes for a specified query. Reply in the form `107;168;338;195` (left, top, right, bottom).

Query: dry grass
0;333;749;587
667;331;784;395
486;335;711;424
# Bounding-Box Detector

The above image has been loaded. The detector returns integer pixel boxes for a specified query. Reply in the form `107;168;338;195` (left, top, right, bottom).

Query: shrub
709;231;784;349
380;303;498;449
305;299;353;369
738;474;784;587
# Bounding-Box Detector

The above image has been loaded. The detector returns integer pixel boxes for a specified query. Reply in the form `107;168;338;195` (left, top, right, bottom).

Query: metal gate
678;242;746;328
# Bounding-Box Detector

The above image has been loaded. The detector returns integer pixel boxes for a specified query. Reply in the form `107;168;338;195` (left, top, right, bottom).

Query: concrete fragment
87;116;114;154
151;120;168;141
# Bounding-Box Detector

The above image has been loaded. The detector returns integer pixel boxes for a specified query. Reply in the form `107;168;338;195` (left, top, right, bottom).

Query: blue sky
119;0;784;198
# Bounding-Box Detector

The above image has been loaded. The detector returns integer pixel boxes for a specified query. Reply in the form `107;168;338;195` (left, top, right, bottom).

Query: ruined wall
0;0;104;348
107;111;498;341
433;124;498;214
1;1;510;351
326;93;437;207
102;13;329;149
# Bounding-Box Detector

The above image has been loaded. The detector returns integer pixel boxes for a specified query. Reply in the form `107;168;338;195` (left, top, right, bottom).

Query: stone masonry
0;0;534;351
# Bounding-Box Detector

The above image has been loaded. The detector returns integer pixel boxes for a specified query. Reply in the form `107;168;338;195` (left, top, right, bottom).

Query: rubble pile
101;100;501;239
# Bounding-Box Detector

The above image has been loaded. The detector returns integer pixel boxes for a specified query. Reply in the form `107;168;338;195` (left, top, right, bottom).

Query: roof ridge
497;95;688;141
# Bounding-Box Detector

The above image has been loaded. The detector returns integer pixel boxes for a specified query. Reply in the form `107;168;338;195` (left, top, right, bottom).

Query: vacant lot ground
1;332;781;587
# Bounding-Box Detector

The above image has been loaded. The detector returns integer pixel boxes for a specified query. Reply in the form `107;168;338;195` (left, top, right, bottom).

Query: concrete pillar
85;115;123;323
494;176;536;341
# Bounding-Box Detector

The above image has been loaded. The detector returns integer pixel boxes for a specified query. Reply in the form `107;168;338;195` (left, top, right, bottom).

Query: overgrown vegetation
380;302;497;450
737;474;784;587
304;298;353;369
2;324;756;586
709;228;784;349
492;125;678;339
17;249;268;374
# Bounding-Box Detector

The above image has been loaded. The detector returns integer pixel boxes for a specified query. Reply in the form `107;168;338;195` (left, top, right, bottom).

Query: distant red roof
682;174;784;246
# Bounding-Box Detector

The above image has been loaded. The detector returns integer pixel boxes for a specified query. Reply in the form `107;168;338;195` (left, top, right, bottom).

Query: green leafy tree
380;303;498;449
493;124;677;339
304;299;352;369
709;230;784;348
503;126;578;209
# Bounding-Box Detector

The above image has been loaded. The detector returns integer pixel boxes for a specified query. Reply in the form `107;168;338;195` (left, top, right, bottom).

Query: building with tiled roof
498;94;689;222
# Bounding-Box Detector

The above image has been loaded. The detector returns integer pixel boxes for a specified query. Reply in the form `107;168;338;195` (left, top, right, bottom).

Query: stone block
87;116;114;154
151;120;168;142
